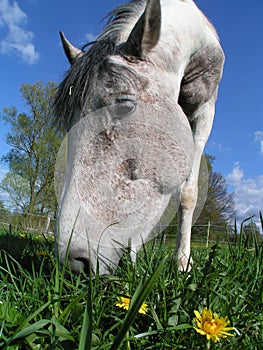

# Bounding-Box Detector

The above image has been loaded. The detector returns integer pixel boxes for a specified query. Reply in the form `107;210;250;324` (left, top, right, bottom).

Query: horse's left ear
123;0;161;58
59;32;84;64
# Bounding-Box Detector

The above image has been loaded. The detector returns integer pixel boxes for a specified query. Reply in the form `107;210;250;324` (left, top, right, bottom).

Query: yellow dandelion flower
36;251;48;257
115;295;148;315
19;233;26;238
193;307;235;343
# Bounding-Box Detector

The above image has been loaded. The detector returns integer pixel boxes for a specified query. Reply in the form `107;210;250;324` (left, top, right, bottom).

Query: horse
54;0;224;274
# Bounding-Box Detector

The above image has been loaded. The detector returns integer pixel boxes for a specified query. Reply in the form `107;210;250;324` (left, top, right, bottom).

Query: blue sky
0;0;262;225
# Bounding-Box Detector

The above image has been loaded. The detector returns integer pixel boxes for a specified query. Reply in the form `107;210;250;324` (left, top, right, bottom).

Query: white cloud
226;162;244;185
255;131;263;155
226;163;263;227
0;0;39;64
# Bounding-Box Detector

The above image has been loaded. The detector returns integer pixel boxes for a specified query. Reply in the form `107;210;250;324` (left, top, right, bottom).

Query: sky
0;0;262;227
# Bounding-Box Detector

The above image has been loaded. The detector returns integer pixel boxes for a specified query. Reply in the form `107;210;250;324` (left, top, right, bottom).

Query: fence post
44;215;51;235
206;221;211;248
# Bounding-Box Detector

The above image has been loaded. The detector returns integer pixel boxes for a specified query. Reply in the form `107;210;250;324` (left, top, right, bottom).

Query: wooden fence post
206;221;211;248
44;215;51;235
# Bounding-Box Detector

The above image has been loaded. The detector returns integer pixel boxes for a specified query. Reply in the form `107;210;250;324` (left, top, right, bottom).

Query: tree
0;200;10;220
197;156;235;225
165;155;235;240
192;155;235;238
0;81;61;215
243;221;262;243
0;173;30;212
243;222;260;235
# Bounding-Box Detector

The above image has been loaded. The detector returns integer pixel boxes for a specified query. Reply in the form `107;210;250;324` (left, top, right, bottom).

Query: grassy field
0;221;262;350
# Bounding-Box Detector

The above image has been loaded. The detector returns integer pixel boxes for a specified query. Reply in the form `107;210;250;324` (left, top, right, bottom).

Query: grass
0;219;262;350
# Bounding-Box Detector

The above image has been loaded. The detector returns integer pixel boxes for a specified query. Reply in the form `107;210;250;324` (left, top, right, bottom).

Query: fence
0;212;262;245
0;211;55;236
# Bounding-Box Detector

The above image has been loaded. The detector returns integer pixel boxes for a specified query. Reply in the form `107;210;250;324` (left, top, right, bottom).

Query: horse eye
114;99;136;117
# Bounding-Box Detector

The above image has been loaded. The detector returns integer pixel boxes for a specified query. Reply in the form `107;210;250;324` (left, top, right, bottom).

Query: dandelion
19;233;26;238
193;307;235;343
36;251;48;257
115;295;148;315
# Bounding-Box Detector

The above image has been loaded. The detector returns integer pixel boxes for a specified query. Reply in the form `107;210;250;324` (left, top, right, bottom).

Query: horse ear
59;32;84;64
123;0;161;58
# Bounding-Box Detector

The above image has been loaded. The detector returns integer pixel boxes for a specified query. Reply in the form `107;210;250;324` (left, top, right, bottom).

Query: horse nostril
73;257;91;274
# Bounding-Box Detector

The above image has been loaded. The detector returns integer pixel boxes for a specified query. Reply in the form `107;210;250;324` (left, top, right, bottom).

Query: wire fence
0;209;262;245
0;211;55;236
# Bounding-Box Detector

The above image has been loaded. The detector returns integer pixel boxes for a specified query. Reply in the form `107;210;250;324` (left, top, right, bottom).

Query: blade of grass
259;211;263;231
4;319;51;349
11;319;51;341
58;291;88;323
150;304;163;330
78;304;92;350
78;245;93;350
59;210;81;296
110;254;169;350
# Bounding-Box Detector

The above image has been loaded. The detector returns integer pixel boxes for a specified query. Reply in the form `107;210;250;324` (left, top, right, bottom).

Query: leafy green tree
0;200;10;220
165;155;235;239
192;155;235;239
0;81;61;215
243;221;262;243
196;155;235;225
0;173;30;212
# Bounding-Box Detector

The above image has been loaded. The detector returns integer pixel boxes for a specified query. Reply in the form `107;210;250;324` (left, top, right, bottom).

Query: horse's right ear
60;32;84;64
123;0;161;59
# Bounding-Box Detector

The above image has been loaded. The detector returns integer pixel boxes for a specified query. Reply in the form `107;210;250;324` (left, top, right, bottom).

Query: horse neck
154;3;218;69
112;0;218;78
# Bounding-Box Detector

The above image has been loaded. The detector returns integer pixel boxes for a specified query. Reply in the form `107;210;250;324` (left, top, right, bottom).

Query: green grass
0;222;262;350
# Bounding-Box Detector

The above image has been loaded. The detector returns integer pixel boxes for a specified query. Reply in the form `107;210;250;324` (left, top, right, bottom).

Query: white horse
54;0;224;274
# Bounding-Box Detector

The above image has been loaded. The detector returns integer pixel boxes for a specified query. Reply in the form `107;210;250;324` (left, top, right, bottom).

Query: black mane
54;40;117;130
54;0;146;130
